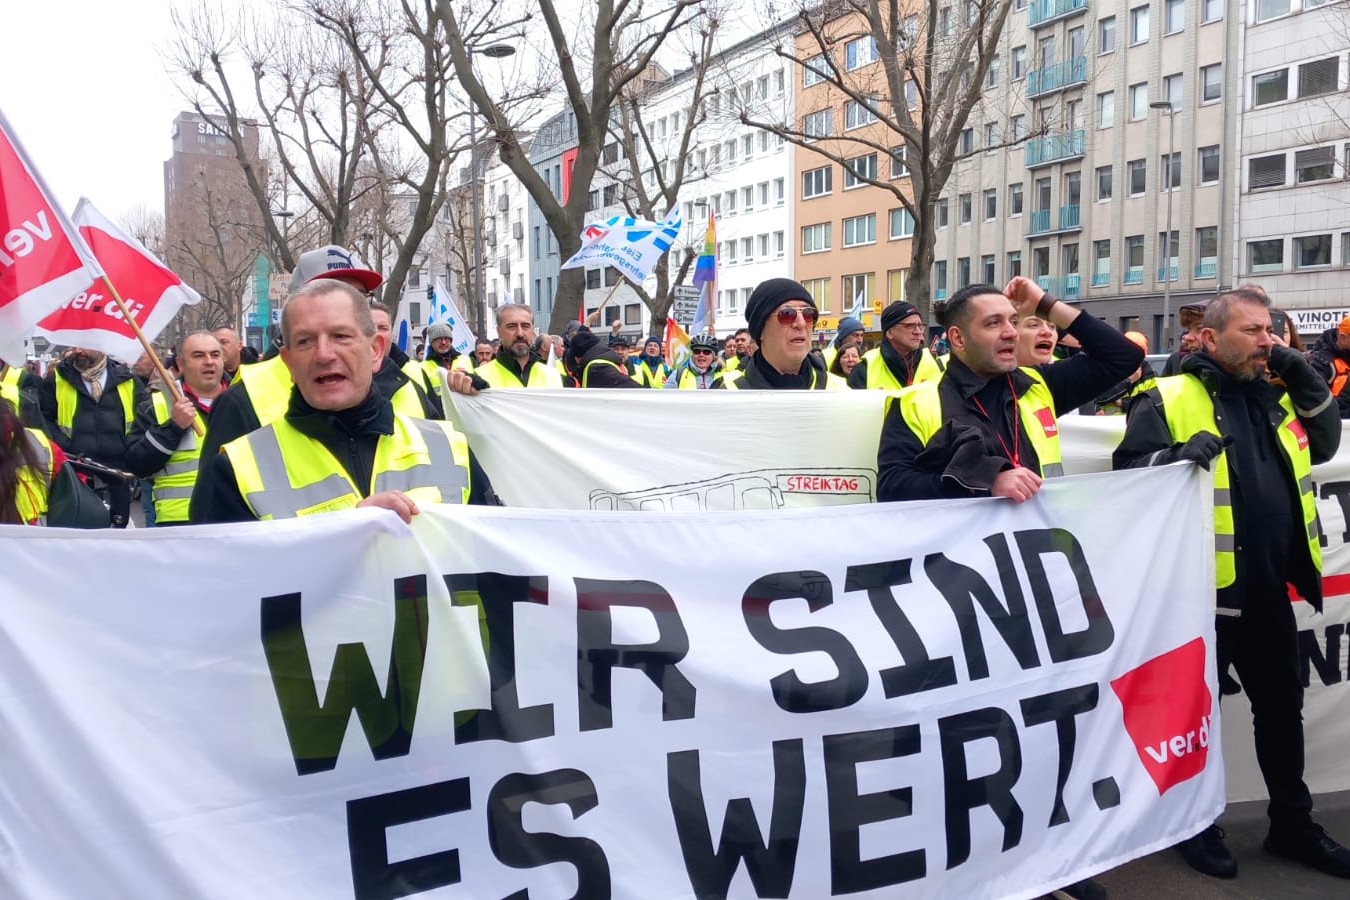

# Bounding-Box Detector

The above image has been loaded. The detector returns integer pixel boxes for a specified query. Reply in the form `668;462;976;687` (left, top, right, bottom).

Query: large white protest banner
0;467;1220;898
450;391;1350;802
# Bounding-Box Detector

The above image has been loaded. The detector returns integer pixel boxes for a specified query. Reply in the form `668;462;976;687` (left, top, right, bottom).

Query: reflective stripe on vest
223;414;471;520
16;428;53;523
1152;374;1321;590
477;356;563;389
237;356;294;427
675;366;720;389
149;391;205;523
632;359;670;388
862;347;945;391
55;375;135;437
897;368;1065;478
581;358;628;387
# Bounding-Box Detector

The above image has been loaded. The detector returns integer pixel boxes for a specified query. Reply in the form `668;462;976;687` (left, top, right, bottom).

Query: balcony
1029;0;1088;27
1028;209;1051;235
1124;267;1144;285
1157;263;1179;282
1034;274;1082;300
1027;57;1087;98
935;288;948;300
1195;260;1218;279
1058;204;1081;230
1091;271;1110;287
1026;129;1085;168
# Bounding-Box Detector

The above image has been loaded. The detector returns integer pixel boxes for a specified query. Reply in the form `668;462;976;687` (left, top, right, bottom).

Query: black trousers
1216;598;1313;835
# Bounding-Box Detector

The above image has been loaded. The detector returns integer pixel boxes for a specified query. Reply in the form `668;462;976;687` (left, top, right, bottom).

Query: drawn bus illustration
588;468;875;512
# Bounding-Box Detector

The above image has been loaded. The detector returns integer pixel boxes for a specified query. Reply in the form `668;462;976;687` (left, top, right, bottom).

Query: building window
841;273;875;308
801;223;831;253
937;198;950;227
774;231;785;255
889;268;907;303
1164;0;1184;34
1097;165;1113;200
1299;57;1340;99
1012;46;1027;80
1007;251;1022;277
1249;153;1287;189
1098;91;1114;128
757;234;769;258
758;181;770;206
845;99;878;129
1011;114;1026;140
890;208;916;238
1196;227;1218;276
844;153;878;188
1252;69;1288;107
1094;240;1111;284
935;260;948;291
585;268;602;289
960;128;974;154
1126;235;1145;281
1249;239;1284;272
803;54;829;87
1255;0;1290;22
1200;64;1222;103
802;109;832;140
981;255;996;283
1199;146;1221;184
775;178;786;203
986;55;1001;89
984;188;998;220
802;165;832;198
1161;151;1181;190
1128;159;1147;195
984;123;998;148
1098;16;1116;54
1202;0;1223;23
889;146;908;178
1009;182;1024;215
959;193;973;224
741;237;754;261
802;278;831;311
1163;73;1183;110
843;214;878;247
1129;83;1148;120
1296;146;1336;183
957;257;971;287
1130;5;1149;45
845;36;878;70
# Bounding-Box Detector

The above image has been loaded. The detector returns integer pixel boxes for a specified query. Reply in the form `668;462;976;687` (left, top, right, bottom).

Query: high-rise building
163;110;266;332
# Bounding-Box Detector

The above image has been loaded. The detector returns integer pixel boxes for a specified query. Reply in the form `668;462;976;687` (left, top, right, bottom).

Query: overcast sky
3;1;185;222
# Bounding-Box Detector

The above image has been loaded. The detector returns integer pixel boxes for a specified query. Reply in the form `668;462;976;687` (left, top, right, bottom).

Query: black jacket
712;350;835;389
374;355;440;419
192;386;498;523
577;345;643;388
1113;348;1337;612
187;374;267;520
1305;327;1350;417
39;358;150;472
847;341;939;389
877;309;1143;501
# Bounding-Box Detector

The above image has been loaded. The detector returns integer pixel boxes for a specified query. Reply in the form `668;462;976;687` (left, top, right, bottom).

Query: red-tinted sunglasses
775;305;818;326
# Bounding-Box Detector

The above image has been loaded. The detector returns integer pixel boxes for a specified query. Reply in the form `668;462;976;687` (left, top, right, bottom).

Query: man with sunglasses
878;277;1142;502
848;301;945;390
715;278;846;390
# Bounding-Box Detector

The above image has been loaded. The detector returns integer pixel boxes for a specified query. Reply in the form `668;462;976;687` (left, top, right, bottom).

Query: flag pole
98;274;203;437
584;280;625;326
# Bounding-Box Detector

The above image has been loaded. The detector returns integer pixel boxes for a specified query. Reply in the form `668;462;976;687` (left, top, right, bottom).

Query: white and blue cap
289;245;384;293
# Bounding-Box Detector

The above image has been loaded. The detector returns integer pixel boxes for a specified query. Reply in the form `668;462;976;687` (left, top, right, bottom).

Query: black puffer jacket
39;357;149;471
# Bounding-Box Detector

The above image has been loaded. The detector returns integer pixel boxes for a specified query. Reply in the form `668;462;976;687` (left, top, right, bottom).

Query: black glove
1266;343;1302;378
1175;432;1230;470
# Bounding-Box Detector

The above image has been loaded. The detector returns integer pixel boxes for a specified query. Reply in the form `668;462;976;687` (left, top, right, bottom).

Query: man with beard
1114;288;1347;881
194;279;496;523
213;327;245;383
877;277;1141;502
848;301;945;390
452;304;563;391
39;346;150;473
714;278;847;390
125;332;227;525
473;339;494;367
1160;299;1211;375
369;301;440;418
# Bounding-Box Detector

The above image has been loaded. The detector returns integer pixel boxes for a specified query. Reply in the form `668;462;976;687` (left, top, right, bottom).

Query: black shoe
1176;824;1238;878
1050;878;1107;899
1264;822;1350;878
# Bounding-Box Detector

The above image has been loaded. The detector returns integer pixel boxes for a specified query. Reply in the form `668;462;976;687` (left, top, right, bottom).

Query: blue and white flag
426;278;476;354
560;209;682;286
690;281;712;338
391;292;414;352
847;283;867;320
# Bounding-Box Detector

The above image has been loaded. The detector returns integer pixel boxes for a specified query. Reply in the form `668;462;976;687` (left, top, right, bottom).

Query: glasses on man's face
899;322;926;331
775;305;818;326
692;348;714;355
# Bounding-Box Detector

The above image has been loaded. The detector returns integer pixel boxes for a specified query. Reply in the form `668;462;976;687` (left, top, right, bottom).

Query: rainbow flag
664;315;691;368
692;210;717;288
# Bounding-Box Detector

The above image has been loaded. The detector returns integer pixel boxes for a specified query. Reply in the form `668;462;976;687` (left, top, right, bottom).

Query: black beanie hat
568;330;600;364
880;301;920;333
745;278;816;342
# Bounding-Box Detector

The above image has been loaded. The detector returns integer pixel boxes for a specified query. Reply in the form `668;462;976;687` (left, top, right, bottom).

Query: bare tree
166;177;258;331
435;0;706;332
744;0;1020;315
119;205;166;261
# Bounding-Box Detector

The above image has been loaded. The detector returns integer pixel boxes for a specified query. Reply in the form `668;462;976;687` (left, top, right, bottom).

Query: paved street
1095;791;1350;898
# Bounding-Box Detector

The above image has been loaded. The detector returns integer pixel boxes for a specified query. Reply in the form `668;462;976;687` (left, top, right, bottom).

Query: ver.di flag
0;107;105;364
560;210;682;286
34;199;201;362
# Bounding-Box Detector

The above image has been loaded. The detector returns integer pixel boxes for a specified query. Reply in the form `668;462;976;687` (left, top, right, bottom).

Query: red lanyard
969;374;1021;467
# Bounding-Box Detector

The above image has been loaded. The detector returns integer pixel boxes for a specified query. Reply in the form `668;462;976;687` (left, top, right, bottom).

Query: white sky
3;1;184;222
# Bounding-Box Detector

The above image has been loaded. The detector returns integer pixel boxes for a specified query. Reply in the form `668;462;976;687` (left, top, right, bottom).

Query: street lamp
1150;100;1176;351
466;43;516;338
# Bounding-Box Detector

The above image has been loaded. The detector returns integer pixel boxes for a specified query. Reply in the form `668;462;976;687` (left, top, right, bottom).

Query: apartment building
1235;0;1350;333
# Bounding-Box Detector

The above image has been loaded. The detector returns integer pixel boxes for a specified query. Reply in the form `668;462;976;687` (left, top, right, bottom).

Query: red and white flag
34;199;201;363
0;108;105;365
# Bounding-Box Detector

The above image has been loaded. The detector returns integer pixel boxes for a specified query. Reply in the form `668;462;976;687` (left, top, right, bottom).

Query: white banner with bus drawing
0;467;1220;898
450;390;1350;802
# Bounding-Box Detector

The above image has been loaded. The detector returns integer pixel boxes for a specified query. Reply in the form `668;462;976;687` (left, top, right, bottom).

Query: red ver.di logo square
1110;637;1214;795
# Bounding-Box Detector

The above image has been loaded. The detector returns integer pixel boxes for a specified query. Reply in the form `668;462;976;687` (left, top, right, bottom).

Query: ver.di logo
1110;637;1214;795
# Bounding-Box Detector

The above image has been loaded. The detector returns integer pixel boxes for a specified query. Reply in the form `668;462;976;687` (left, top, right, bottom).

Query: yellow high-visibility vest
148;391;207;524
